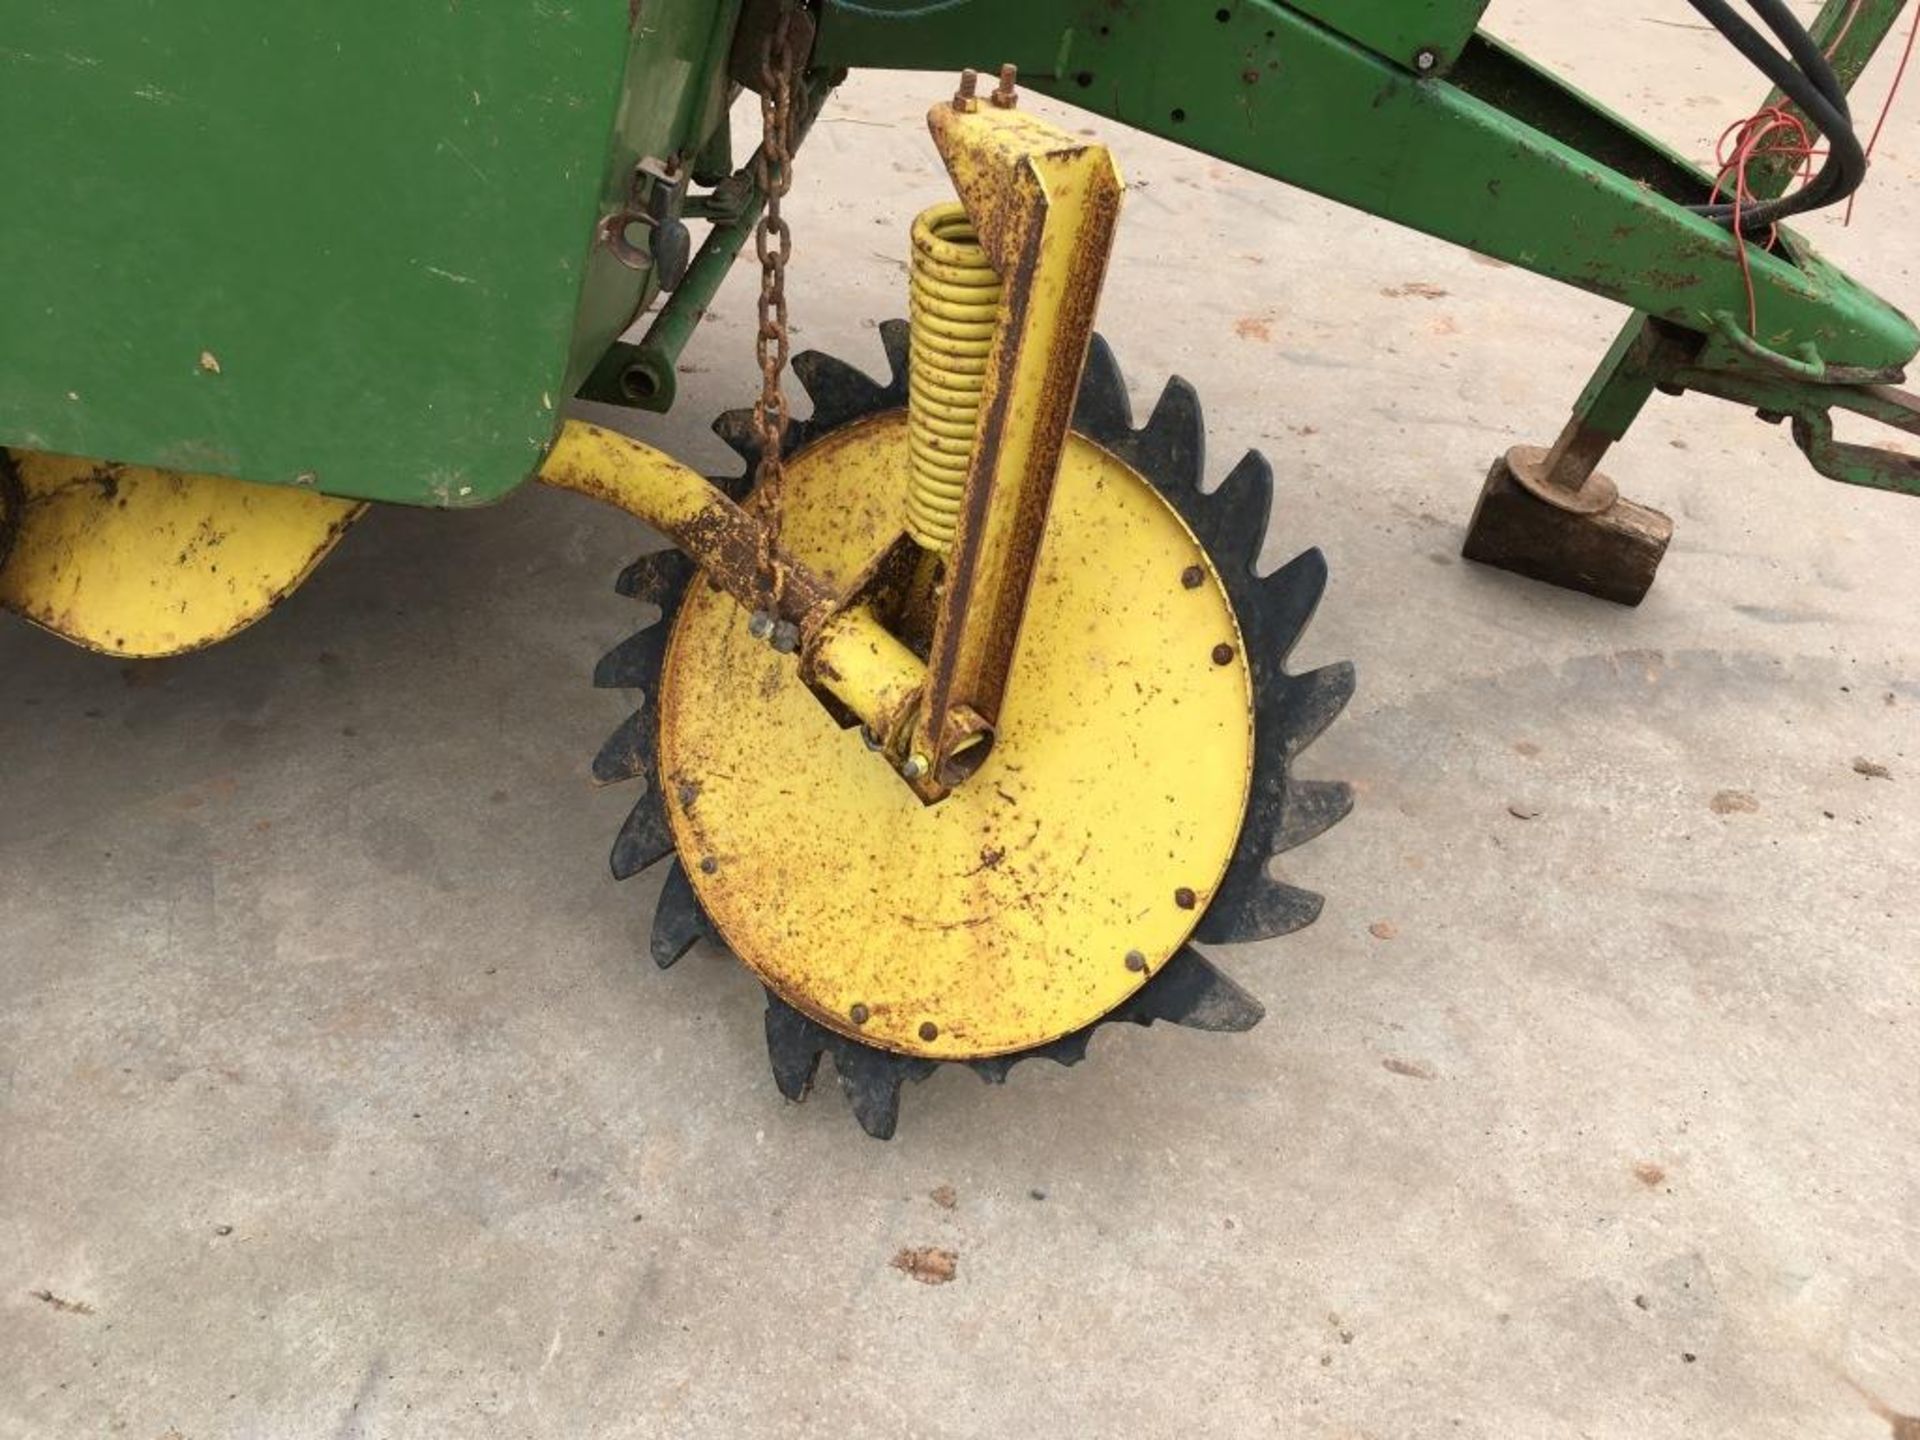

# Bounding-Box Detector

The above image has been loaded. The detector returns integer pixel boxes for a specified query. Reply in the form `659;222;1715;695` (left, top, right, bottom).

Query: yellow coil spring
907;203;1002;553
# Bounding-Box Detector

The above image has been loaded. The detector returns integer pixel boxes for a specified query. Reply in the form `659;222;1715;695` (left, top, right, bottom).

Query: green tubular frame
813;0;1918;373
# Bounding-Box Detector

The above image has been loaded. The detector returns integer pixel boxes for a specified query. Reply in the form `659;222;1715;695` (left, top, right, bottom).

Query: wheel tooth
1121;948;1265;1032
1202;655;1351;942
1036;1029;1093;1069
793;350;890;430
968;1055;1017;1085
591;708;657;786
877;318;911;393
1072;333;1133;442
1132;376;1205;496
609;785;673;881
1192;450;1274;578
1276;778;1354;855
1276;661;1356;761
712;407;764;466
593;620;673;692
763;992;826;1101
650;860;708;968
614;548;694;606
1190;869;1326;945
967;1028;1093;1084
832;1045;935;1141
1246;548;1328;666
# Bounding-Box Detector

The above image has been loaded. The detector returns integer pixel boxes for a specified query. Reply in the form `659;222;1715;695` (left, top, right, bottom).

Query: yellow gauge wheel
657;412;1256;1061
590;328;1353;1136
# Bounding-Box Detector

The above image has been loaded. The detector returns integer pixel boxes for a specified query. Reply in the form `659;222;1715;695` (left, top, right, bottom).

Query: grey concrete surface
5;6;1920;1437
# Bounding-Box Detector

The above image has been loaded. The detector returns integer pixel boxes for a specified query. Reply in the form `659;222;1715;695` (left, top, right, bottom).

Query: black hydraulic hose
1681;0;1868;232
1745;0;1851;120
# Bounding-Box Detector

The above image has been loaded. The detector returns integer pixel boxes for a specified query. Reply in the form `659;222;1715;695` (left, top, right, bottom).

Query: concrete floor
6;5;1920;1436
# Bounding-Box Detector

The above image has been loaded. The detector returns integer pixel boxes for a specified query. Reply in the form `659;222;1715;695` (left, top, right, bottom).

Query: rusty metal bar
911;81;1124;786
539;420;927;752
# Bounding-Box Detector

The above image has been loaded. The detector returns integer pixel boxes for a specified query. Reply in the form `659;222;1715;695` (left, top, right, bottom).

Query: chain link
751;0;801;609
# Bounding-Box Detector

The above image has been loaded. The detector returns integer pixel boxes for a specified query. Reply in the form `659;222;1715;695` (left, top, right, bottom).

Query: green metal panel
815;0;1919;373
0;1;734;506
1285;0;1491;71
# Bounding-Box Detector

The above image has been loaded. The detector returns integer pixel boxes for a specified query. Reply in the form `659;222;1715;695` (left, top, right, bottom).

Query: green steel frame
815;0;1916;372
1;0;1914;510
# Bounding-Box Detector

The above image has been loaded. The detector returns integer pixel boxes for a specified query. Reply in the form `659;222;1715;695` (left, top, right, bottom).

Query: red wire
1710;106;1818;335
1845;2;1920;223
1826;0;1865;59
1708;1;1917;336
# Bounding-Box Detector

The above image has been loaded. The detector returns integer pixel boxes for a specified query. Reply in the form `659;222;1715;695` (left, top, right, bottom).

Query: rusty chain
750;0;802;611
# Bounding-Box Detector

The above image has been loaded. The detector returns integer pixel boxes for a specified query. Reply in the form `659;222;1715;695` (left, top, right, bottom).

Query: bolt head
901;754;929;780
1181;565;1205;590
1175;887;1197;910
1211;642;1236;666
850;1003;871;1025
918;1020;939;1042
747;611;775;641
1125;949;1148;972
1414;48;1439;71
990;62;1020;107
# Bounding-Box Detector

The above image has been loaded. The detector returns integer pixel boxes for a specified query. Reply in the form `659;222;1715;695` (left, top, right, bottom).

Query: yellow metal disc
0;449;362;658
658;413;1254;1061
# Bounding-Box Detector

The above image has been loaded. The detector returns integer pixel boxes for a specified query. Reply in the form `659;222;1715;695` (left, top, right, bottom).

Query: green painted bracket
1659;344;1920;498
815;0;1919;373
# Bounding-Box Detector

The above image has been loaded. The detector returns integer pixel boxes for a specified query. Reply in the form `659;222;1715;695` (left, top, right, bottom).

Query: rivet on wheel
850;1003;871;1025
1174;887;1197;910
1180;565;1205;589
1125;949;1148;972
1211;642;1236;666
699;855;718;874
918;1021;940;1042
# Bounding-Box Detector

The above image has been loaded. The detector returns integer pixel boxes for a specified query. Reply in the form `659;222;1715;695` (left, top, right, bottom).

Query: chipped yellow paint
658;413;1256;1060
0;449;362;658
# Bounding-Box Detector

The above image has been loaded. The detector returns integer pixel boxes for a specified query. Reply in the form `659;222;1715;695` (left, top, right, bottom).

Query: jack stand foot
1461;448;1673;606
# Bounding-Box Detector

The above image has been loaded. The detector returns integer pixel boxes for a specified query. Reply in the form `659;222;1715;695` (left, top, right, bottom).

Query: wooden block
1461;454;1673;606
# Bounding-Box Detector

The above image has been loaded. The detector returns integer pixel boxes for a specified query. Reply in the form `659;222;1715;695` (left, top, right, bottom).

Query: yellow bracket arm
911;77;1124;786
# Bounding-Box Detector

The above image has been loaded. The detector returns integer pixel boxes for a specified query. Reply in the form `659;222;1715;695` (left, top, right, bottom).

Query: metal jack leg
1464;0;1911;605
1462;320;1677;606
